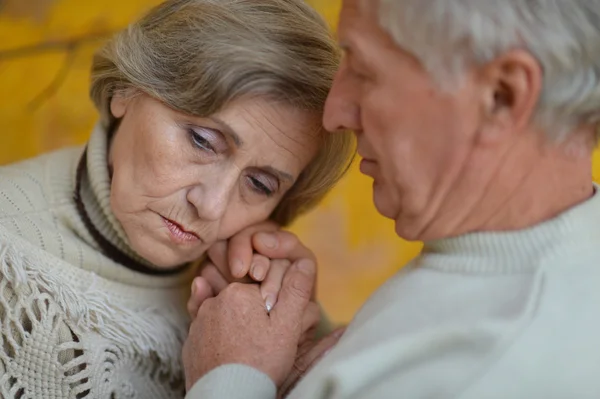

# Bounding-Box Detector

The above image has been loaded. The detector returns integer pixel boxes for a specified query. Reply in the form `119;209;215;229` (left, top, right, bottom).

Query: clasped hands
183;222;344;397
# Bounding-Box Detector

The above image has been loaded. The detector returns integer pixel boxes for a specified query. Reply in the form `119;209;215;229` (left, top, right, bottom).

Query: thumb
270;258;316;330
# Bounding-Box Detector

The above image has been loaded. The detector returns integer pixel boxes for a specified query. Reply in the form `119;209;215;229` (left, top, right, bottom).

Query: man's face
324;0;487;241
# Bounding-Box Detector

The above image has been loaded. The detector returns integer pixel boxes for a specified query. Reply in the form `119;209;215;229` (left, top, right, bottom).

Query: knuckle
273;258;291;269
288;280;311;301
223;282;247;299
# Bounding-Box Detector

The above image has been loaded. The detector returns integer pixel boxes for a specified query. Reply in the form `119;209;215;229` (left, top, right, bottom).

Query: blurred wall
2;0;598;324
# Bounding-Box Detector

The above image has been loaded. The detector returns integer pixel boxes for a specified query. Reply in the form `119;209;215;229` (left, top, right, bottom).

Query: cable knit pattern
0;124;197;398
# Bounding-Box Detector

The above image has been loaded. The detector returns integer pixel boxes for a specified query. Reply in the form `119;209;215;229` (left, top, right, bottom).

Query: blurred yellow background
2;0;599;324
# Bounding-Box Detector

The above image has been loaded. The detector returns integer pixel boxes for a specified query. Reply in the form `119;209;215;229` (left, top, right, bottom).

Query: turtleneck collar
421;185;600;274
77;123;192;276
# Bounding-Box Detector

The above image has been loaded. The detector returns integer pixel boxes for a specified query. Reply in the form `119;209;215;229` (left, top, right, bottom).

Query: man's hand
278;327;346;398
182;258;318;391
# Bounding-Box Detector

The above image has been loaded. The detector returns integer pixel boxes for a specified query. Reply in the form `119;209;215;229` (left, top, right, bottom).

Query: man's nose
323;63;362;133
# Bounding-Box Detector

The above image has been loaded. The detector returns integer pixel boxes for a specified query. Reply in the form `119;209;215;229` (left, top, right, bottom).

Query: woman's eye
188;128;216;153
248;175;277;197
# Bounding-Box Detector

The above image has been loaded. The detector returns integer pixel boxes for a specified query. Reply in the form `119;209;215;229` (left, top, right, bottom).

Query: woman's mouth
161;217;200;244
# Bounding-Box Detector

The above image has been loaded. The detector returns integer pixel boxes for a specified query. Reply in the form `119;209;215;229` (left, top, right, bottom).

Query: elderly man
183;0;600;398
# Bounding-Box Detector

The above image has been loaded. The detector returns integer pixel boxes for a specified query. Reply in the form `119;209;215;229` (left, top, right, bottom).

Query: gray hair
377;0;600;141
90;0;355;226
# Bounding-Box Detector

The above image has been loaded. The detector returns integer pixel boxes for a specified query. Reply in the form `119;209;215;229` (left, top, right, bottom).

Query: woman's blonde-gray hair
90;0;355;226
378;0;600;141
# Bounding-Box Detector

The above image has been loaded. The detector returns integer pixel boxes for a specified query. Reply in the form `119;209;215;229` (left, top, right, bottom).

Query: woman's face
108;93;320;268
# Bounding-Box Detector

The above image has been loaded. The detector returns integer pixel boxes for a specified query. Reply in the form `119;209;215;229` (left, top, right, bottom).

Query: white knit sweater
0;125;196;398
188;187;600;399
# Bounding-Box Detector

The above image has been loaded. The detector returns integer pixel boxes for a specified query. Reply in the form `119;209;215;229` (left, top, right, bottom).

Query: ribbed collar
421;185;600;274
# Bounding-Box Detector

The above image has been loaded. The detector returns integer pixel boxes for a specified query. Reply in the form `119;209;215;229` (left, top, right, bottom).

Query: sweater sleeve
185;364;277;399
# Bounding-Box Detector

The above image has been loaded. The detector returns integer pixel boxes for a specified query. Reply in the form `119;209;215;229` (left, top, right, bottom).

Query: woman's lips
161;217;200;244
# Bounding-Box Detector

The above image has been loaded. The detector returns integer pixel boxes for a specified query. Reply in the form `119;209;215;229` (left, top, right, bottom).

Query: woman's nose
186;177;236;222
323;63;362;133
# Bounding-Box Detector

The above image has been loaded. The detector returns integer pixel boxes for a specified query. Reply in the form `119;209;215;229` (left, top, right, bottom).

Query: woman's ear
109;90;132;119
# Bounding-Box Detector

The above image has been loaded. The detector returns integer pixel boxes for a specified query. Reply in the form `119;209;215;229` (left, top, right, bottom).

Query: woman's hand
186;221;317;318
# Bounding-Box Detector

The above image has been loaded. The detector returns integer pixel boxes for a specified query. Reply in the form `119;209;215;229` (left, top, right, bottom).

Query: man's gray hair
378;0;600;141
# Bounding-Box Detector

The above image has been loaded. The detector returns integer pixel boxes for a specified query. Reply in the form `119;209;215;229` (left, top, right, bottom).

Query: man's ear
109;89;135;119
475;49;542;145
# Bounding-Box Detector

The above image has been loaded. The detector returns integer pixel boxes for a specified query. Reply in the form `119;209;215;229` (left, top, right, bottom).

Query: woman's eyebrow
208;116;244;148
261;165;295;184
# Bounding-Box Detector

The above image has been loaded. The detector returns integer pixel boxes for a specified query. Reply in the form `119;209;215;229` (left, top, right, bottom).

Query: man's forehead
339;0;378;30
339;0;380;43
340;0;371;16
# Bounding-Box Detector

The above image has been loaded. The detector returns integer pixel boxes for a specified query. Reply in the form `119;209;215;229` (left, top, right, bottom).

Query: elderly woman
0;0;354;397
183;0;600;398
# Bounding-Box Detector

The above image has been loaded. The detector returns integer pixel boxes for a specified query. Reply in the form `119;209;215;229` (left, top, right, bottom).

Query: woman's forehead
214;98;322;157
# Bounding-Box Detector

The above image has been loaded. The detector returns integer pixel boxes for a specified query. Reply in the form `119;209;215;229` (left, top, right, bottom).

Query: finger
200;263;229;294
206;240;231;279
252;230;315;263
250;254;271;282
280;327;345;397
228;221;279;279
271;259;316;330
187;277;214;318
260;259;291;312
254;232;319;301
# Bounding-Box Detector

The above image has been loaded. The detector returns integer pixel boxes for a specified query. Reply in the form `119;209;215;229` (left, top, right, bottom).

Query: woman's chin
132;240;205;268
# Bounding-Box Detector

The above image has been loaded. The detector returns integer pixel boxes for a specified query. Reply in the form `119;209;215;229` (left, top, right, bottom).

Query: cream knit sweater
0;124;196;398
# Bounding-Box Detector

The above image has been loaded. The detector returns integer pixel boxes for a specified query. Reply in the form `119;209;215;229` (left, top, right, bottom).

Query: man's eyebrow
208;116;243;147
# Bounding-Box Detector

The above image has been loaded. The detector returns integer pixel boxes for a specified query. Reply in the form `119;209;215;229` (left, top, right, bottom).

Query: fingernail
191;281;197;295
252;263;266;281
265;294;276;313
258;233;277;249
233;259;244;276
296;259;314;275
